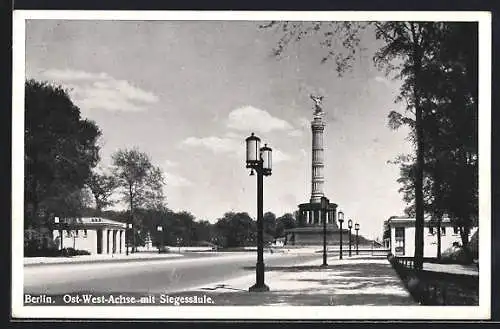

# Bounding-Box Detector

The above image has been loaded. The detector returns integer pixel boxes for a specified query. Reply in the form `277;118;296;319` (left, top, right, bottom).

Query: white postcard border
12;10;492;320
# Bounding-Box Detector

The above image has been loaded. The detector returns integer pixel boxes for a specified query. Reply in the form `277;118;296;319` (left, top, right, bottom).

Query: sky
25;19;413;240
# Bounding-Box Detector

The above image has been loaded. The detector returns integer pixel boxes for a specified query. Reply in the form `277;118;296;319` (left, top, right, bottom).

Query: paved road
24;252;322;294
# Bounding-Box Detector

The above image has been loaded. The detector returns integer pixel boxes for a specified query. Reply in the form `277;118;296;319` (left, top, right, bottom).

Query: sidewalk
176;255;417;306
423;262;479;276
24;252;184;266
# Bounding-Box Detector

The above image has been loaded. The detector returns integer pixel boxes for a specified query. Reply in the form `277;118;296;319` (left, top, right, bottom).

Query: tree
25;79;101;233
144;166;167;210
261;21;475;269
276;213;296;238
387;23;478;260
425;23;478;254
192;220;214;245
86;170;117;214
215;212;256;248
263;211;277;238
174;211;197;246
374;22;446;269
111;148;166;251
44;187;94;221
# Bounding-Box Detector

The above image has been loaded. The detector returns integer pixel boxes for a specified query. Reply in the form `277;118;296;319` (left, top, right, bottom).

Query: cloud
226;106;293;133
181;136;241;154
42;68;110;81
273;149;292;163
39;68;159;112
165;172;192;187
181;106;296;164
180;135;292;163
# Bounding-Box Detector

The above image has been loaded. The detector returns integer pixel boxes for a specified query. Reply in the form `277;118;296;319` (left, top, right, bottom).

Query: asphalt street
24;252;322;295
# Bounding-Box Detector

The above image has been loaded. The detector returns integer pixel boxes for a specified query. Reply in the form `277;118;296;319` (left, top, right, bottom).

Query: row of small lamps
336;210;360;260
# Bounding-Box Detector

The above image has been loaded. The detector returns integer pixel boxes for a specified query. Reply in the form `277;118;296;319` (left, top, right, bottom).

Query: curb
24;255;184;267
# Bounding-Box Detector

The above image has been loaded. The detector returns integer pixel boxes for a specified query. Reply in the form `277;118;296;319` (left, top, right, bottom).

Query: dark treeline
82;207;297;249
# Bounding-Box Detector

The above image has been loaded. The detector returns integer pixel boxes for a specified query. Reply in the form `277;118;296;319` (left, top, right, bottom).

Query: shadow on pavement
171;257;417;306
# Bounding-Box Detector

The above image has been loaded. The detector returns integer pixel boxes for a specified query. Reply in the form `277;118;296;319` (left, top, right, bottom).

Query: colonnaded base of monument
284;226;349;246
248;284;270;292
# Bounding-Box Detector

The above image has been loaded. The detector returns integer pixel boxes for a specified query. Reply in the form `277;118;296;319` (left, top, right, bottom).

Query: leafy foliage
214;212;256;248
24;79;101;228
263;211;277;238
275;213;297;237
260;21;369;76
86;170;117;212
111;148;166;211
111;148;166;251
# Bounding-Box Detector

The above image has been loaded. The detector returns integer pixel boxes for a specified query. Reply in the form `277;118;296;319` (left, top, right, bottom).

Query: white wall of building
52;228;125;255
389;225;477;257
53;229;96;253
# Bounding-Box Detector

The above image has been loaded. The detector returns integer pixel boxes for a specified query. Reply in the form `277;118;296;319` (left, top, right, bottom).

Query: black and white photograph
11;10;491;320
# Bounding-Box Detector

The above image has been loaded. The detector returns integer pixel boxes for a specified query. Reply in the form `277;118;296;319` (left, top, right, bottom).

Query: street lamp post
157;225;163;254
338;211;344;260
246;132;272;292
177;237;182;253
348;219;353;257
321;196;329;267
126;223;132;256
54;217;63;250
355;223;360;255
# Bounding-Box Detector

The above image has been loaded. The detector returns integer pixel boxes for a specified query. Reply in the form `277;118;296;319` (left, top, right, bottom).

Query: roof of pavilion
54;217;127;229
385;216;455;227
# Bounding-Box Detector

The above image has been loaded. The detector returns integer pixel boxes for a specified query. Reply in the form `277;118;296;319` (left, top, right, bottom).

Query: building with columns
52;217;127;254
382;216;478;258
285;96;347;245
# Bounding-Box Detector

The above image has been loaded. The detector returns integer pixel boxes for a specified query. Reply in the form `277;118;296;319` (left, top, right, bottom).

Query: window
394;227;405;255
75;230;79;237
453;226;460;234
428;226;434;234
441;227;446;235
66;230;71;237
83;229;88;238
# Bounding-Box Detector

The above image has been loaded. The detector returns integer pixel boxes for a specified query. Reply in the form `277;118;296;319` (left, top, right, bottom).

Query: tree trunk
129;184;135;253
460;224;471;262
414;85;425;270
95;196;101;216
411;23;425;270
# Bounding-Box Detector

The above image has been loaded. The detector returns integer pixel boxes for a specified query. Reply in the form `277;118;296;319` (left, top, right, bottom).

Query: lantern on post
321;196;329;267
338;211;344;260
245;132;273;292
348;219;353;257
355;223;360;255
157;225;164;254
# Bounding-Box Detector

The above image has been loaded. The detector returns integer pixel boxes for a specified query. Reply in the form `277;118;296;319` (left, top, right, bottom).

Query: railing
389;254;479;305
